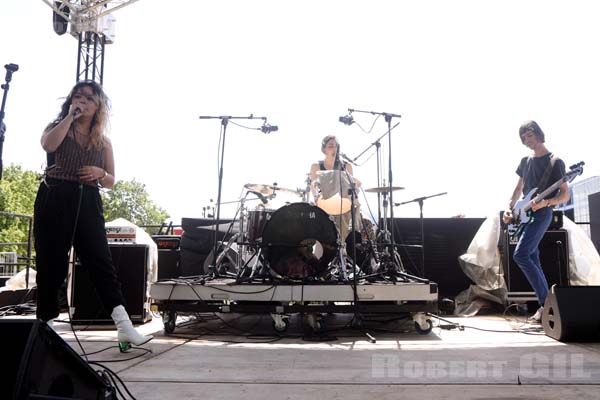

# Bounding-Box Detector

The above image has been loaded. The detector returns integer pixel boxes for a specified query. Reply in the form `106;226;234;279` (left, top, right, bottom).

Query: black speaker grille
500;229;570;294
71;244;150;324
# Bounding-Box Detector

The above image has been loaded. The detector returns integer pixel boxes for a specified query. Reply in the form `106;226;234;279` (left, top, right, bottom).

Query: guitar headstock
566;161;584;182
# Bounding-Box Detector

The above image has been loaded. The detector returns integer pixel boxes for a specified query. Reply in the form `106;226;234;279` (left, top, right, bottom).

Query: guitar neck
523;178;565;212
519;162;583;214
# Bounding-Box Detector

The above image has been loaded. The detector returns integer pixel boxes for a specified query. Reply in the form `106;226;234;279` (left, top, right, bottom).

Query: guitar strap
534;153;558;195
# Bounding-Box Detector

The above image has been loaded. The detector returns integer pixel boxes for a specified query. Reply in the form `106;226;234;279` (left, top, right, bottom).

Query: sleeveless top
46;128;105;186
319;160;345;171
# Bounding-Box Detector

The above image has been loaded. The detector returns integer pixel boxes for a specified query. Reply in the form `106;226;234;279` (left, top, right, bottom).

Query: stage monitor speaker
542;286;600;342
70;244;151;325
0;319;116;399
500;229;569;299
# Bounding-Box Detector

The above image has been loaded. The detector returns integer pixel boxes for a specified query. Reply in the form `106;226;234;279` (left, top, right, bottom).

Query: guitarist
502;120;570;324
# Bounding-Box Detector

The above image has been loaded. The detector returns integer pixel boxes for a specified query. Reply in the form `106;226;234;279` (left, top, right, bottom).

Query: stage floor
15;311;600;400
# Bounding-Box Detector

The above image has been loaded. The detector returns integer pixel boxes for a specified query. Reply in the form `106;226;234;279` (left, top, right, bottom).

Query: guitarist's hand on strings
531;198;551;212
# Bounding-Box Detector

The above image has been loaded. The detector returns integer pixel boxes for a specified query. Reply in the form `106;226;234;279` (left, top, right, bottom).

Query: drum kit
208;176;425;285
201;109;430;286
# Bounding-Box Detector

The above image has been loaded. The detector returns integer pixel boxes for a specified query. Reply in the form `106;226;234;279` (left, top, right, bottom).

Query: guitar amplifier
152;235;181;280
499;229;570;302
105;225;136;243
70;244;151;325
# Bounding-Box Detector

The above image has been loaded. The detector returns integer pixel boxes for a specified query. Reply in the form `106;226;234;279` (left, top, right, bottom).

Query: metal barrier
0;211;34;288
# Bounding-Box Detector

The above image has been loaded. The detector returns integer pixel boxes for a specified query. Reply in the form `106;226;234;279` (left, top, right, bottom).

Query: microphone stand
394;192;447;277
0;64;18;181
348;122;400;224
199;114;267;279
348;109;403;276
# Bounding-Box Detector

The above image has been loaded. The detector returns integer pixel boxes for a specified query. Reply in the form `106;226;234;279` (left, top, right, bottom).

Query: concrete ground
19;309;600;399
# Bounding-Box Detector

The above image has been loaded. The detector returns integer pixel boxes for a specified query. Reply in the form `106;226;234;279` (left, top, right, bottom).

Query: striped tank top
46;128;105;186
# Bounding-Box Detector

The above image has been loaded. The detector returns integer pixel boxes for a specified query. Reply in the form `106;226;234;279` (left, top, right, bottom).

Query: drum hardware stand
212;232;241;276
329;149;354;282
301;175;312;203
0;63;18;181
198;114;272;279
217;191;274;282
206;191;262;279
235;244;271;283
394;192;447;277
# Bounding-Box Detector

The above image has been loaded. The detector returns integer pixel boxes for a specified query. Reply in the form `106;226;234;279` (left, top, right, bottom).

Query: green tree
101;179;169;231
0;164;40;252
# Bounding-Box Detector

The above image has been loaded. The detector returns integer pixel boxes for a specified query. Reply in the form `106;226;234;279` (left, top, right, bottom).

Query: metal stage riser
154;302;438;315
151;281;438;302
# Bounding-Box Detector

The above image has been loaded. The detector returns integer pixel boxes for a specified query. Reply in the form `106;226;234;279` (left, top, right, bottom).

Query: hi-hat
244;183;300;196
365;186;405;193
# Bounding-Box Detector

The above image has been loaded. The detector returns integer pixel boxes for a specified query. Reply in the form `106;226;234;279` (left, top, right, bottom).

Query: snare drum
261;202;338;278
316;170;352;215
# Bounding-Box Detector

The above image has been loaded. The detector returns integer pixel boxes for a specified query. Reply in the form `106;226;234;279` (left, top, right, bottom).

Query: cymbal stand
198;114;269;279
394;192;447;277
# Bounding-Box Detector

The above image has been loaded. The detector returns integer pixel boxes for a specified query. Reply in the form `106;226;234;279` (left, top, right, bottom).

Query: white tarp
456;213;600;316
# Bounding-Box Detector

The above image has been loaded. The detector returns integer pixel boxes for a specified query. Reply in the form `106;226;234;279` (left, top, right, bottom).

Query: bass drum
261;203;338;279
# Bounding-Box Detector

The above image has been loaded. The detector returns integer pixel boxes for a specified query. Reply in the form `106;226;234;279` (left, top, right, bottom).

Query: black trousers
34;179;124;321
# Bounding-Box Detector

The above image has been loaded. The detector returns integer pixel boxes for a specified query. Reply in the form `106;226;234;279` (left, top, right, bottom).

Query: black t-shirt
516;153;566;198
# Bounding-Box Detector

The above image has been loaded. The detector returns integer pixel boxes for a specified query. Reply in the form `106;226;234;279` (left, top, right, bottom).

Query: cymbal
365;186;405;193
244;183;300;196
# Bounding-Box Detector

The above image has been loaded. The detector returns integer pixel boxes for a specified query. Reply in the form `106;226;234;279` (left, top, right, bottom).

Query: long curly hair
47;80;111;149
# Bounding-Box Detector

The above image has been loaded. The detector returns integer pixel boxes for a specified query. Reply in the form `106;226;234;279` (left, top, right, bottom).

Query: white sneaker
527;306;544;324
111;305;153;352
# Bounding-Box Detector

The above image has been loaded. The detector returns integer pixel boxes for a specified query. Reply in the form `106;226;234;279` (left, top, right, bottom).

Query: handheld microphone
338;114;354;125
261;123;278;134
74;107;82;116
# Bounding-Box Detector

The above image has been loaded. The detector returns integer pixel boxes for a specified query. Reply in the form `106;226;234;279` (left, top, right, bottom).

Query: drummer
309;135;362;240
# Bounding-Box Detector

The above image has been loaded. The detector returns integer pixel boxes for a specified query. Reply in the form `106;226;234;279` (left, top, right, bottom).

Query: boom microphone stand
348;109;404;273
394;192;447;277
0;63;19;181
348;121;400;224
198;114;274;279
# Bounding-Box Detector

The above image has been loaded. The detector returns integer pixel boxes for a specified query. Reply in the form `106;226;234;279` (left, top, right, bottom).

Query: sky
1;0;600;225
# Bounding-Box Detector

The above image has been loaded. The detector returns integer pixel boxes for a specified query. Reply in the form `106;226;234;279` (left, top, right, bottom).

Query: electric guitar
510;161;584;239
